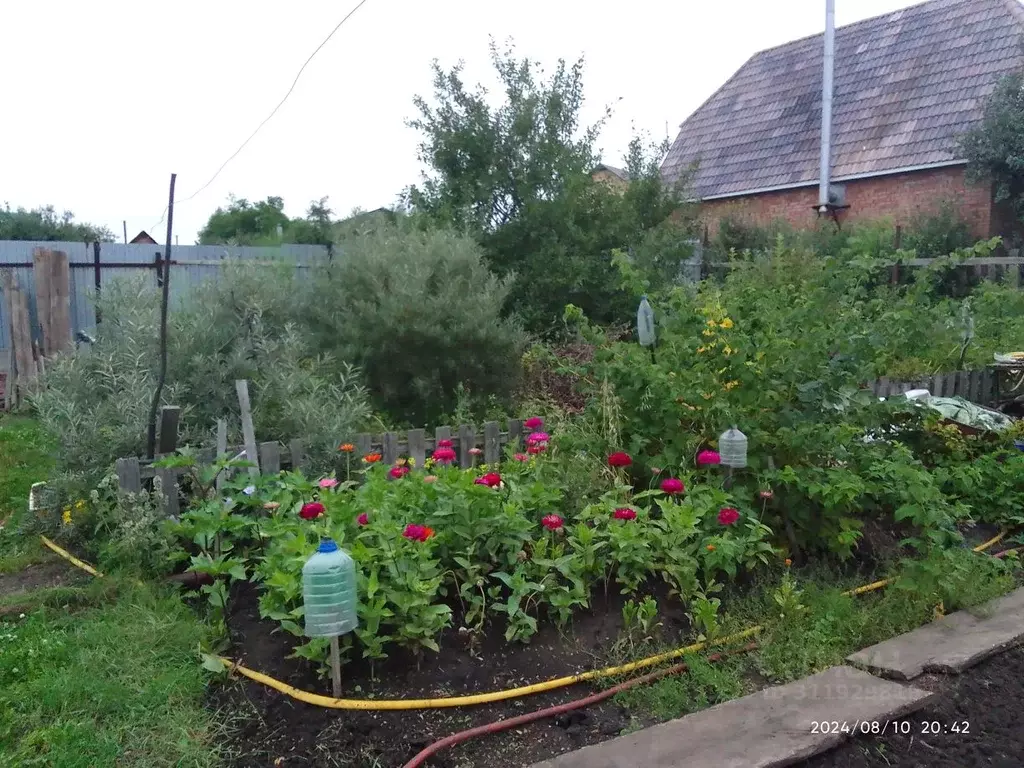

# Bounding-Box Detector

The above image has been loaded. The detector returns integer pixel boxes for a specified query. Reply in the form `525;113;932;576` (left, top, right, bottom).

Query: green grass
613;547;1019;722
0;415;55;570
0;576;222;768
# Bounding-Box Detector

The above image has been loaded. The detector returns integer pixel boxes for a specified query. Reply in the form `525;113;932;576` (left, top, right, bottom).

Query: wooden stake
235;379;260;476
329;635;342;697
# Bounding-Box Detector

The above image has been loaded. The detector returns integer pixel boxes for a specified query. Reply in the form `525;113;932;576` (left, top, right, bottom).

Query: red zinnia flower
437;439;453;448
697;450;721;467
299;502;325;520
357;512;369;526
432;447;457;464
389;465;410;479
660;478;685;495
514;452;529;462
402;524;435;542
475;472;502;488
607;452;632;468
613;507;637;521
718;507;740;526
524;416;544;430
541;514;564;531
527;443;546;454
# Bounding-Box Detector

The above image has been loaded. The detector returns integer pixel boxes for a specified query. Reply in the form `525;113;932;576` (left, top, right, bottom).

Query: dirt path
798;645;1024;768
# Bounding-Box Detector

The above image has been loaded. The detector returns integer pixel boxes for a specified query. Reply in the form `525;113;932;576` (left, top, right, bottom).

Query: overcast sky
1;0;927;244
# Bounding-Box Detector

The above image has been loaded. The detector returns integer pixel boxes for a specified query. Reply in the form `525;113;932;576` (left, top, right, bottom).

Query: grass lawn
0;414;224;768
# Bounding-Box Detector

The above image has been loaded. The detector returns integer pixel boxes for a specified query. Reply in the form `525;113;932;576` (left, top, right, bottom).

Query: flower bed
170;424;775;669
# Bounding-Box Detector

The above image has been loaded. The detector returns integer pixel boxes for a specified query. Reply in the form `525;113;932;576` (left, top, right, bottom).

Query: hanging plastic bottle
637;296;656;348
302;539;358;638
719;426;748;469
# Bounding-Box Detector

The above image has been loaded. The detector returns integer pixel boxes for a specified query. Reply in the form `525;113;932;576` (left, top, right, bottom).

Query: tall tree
198;196;291;245
0;204;114;241
960;71;1024;221
406;40;694;333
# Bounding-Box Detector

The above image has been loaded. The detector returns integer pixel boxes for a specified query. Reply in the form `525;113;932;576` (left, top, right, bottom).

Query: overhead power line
149;0;370;232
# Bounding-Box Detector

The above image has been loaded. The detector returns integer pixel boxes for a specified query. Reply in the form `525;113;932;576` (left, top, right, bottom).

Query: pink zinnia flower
318;477;339;489
759;489;774;501
607;452;632;468
299;502;325;520
469;447;483;456
718;507;740;526
613;507;637;521
526;433;550;448
541;514;563;531
524;416;544;430
389;465;410;479
432;447;457;464
475;472;501;488
402;524;435;542
697;450;721;467
514;452;529;462
437;439;453;448
357;512;369;526
660;478;685;495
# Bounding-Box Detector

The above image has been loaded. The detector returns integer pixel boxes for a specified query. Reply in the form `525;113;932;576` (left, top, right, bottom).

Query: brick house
660;0;1024;239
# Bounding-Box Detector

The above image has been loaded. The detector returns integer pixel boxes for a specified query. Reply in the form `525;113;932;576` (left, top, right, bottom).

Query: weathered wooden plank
259;441;281;475
215;418;228;491
507;419;523;447
8;273;36;398
458;424;476;469
234;379;260;476
115;457;142;494
407;429;426;470
931;374;944;398
956;371;969;398
356;433;373;457
981;369;994;404
877;377;890;397
382;432;400;465
968;370;982;403
48;249;72;354
290;439;307;473
158;406;181;455
31;248;53;356
156;467;180;517
483;421;501;464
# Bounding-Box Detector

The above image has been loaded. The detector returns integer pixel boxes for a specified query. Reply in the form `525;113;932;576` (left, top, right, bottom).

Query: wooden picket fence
115;409;532;517
867;369;995;401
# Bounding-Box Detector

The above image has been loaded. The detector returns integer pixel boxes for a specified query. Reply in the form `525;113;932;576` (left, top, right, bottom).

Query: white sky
1;0;926;244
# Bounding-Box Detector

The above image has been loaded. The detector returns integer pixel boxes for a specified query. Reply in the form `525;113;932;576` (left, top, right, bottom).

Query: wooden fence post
115;457;142;494
158;406;181;455
407;429;426;469
259;442;281;475
483;421;501;464
458;424;476;468
289;439;307;473
234;379;260;477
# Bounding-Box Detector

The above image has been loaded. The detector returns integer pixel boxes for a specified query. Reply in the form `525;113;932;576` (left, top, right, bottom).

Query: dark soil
212;581;689;768
0;558;81;598
799;645;1024;768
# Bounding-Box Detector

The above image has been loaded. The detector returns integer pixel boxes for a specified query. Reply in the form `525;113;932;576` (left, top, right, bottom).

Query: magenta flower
541;514;564;531
718;507;740;526
524;416;544;430
514;452;529;462
613;507;637;521
437;439;453;448
318;477;339;489
660;478;685;495
697;450;721;467
389;465;410;479
526;431;550;445
357;512;369;526
432;447;457;464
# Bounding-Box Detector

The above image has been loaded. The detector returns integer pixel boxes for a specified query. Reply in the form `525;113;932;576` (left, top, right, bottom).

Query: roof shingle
661;0;1024;199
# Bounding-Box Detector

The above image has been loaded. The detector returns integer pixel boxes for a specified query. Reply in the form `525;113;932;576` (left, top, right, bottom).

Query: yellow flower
724;380;741;391
396;457;407;466
720;317;734;329
706;319;717;328
702;328;715;337
62;508;72;525
697;346;707;354
723;345;733;356
702;392;714;400
74;500;86;510
407;457;416;468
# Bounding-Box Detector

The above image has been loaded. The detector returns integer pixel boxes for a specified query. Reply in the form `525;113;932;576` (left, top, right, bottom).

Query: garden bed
212;581;689;768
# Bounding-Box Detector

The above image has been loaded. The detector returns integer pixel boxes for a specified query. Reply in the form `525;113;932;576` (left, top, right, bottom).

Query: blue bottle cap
318;539;339;553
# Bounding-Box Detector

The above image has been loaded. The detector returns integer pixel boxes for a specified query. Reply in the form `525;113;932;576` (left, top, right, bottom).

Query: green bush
305;223;527;425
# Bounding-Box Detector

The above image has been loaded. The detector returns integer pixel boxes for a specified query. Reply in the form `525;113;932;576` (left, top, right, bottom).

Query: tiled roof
661;0;1024;199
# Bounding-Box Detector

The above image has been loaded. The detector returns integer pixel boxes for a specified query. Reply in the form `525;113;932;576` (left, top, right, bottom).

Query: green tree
0;204;114;241
198;195;336;246
406;40;695;333
960;71;1024;221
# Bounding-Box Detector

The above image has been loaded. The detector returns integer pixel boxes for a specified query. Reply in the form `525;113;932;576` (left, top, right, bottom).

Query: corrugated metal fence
0;241;329;352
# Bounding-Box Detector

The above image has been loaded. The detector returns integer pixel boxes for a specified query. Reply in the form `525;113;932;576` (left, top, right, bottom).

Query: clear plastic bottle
637;296;656;348
302;539;358;637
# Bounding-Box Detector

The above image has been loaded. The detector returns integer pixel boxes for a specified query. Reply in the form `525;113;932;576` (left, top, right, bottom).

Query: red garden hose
401;642;759;768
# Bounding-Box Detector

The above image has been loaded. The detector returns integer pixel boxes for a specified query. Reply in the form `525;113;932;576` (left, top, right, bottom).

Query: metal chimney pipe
819;0;836;211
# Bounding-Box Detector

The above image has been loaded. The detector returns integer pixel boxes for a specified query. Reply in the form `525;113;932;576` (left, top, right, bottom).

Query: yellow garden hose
37;528;1012;711
39;535;104;578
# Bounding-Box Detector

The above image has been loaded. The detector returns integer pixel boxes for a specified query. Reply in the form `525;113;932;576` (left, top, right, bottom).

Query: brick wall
699;165;994;240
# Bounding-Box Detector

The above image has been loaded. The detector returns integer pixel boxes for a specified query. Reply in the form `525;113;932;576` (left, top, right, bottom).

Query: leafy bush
304;223;527;425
